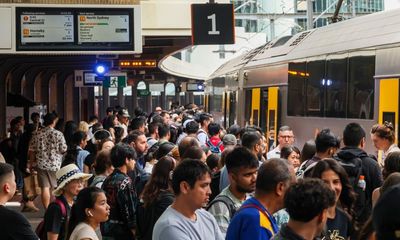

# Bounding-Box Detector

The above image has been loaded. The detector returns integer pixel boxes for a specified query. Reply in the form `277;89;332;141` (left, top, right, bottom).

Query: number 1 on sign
207;14;220;35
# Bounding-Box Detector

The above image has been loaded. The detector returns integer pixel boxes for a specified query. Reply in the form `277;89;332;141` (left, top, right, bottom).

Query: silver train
205;8;400;154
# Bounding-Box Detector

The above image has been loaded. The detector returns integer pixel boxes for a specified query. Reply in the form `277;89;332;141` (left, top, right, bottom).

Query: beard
235;183;255;194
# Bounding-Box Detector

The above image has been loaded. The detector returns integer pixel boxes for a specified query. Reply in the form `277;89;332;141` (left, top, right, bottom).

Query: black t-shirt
326;207;352;240
137;190;174;240
0;205;38;240
44;196;71;240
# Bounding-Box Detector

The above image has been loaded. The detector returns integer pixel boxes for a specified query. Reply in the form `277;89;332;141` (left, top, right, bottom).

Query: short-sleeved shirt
69;222;100;240
267;146;281;160
226;197;279;240
0;205;38;240
197;129;209;146
152;206;224;240
29;127;67;171
207;187;248;237
325;207;352;239
102;169;137;237
76;146;90;172
271;224;305;240
44;196;71;240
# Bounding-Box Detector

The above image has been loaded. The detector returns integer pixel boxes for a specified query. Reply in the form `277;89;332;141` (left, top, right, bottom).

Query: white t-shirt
69;222;100;240
152;206;223;240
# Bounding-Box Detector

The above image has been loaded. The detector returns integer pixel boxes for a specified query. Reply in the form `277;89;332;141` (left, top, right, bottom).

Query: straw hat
53;164;92;196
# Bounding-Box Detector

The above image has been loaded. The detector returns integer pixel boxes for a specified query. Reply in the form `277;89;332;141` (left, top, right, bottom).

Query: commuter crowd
1;103;400;240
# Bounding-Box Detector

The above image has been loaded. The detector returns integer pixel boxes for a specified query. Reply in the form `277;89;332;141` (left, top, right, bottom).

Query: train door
250;88;261;126
378;78;398;133
266;87;279;150
229;91;237;127
378;79;399;159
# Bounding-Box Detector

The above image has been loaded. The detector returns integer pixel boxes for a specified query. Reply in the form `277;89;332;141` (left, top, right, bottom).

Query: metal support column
117;87;124;107
132;85;138;110
102;87;110;117
307;0;314;30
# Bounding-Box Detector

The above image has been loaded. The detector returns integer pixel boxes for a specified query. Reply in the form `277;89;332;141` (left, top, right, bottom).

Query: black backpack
334;155;367;221
206;195;236;219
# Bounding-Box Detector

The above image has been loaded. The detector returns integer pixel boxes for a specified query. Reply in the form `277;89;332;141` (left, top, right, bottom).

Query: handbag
23;173;41;200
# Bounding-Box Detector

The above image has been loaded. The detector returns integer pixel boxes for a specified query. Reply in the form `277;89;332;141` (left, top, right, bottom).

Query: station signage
119;60;157;68
16;7;141;52
191;4;235;45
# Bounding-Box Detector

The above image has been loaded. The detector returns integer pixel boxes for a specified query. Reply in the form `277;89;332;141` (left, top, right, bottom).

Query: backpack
35;198;67;240
207;139;223;154
334;155;367;221
206;195;236;219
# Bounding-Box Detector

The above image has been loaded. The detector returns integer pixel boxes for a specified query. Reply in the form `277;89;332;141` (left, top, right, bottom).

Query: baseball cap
223;134;237;146
118;108;130;118
373;184;400;240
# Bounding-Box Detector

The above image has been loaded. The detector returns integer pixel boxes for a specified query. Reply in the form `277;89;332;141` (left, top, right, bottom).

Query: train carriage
206;8;400;154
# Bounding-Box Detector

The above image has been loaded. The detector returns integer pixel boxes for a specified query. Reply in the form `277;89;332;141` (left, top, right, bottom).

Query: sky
385;0;400;9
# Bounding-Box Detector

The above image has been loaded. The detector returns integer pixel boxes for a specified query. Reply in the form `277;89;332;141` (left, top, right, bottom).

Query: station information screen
16;7;134;51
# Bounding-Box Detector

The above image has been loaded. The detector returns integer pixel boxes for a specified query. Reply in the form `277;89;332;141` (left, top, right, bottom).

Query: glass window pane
306;59;325;117
325;55;347;118
288;61;307;116
348;55;375;119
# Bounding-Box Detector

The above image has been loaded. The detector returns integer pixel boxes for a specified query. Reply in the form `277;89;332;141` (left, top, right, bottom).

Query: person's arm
117;178;137;237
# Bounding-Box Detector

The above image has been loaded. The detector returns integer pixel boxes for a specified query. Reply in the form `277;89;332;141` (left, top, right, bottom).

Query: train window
306;60;325;117
288;61;306;116
347;55;375;119
325;56;347;118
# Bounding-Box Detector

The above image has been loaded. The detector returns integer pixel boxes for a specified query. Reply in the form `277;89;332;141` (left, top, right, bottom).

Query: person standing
226;159;296;240
267;126;295;160
207;147;259;237
44;164;92;240
101;143;138;240
0;163;38;240
29;113;67;209
272;179;336;240
152;159;223;240
67;187;110;240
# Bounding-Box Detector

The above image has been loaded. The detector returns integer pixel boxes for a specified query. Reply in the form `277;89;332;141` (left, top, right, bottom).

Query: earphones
88;211;93;217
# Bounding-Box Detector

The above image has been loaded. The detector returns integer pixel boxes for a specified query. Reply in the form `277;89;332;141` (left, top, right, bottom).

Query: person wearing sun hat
43;164;91;240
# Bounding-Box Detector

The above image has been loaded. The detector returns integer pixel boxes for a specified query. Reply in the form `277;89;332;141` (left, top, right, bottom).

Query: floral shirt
29;127;67;171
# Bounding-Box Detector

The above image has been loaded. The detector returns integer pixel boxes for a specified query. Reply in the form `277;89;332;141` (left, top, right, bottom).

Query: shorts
37;168;57;188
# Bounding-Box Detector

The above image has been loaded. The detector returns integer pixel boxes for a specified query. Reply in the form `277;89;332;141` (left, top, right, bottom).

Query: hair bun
384;121;394;131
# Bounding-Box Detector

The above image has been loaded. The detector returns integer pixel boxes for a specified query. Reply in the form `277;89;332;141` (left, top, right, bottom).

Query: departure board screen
16;7;135;51
78;14;130;43
20;11;74;43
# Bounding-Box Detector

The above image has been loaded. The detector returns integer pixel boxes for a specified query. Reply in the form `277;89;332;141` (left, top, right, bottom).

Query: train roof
210;8;400;77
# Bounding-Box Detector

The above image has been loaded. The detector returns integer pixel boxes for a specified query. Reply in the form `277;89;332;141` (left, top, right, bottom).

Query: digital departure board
20;12;73;43
78;14;130;43
16;7;137;52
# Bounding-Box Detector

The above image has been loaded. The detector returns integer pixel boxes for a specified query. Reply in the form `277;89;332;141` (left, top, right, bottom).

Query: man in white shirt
267;126;295;160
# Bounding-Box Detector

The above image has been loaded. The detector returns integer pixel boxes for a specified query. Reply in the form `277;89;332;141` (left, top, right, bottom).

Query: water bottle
358;175;366;191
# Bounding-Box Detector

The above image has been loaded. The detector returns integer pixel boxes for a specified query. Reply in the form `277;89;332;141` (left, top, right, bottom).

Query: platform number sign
191;4;235;45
